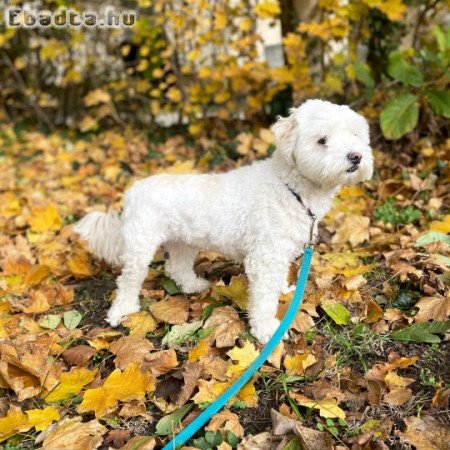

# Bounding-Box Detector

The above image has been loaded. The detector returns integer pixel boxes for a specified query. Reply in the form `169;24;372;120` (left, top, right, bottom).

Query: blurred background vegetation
0;0;448;146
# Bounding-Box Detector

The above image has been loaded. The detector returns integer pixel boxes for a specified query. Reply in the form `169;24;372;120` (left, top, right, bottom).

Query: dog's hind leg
106;223;162;326
165;242;210;294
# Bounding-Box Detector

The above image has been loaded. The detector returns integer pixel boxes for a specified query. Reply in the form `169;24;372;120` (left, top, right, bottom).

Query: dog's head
272;99;373;188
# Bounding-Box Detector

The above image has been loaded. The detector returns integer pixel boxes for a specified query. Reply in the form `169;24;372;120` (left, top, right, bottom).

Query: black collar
287;186;316;220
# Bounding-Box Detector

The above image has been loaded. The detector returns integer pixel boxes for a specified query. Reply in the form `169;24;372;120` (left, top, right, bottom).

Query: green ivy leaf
155;403;193;435
380;94;419;139
425;90;450;118
391;320;450;343
387;52;423;86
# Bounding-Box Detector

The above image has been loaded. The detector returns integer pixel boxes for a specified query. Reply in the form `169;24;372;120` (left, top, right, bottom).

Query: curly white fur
74;99;373;344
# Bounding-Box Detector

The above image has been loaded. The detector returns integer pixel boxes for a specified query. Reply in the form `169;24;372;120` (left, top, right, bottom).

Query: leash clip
307;213;316;249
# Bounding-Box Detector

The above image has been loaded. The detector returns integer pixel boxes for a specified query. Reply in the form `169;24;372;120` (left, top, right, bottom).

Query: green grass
322;322;390;373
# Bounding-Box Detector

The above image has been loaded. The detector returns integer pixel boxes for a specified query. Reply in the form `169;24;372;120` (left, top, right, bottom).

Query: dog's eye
317;137;327;145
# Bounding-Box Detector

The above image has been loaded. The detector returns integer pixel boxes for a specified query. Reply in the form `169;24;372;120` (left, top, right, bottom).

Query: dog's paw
106;303;140;327
182;277;210;294
251;318;289;345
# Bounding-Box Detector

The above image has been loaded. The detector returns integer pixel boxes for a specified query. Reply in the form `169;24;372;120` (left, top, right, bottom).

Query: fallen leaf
149;297;189;324
214;275;249;310
284;352;317;375
332;214;370;247
41;417;107;449
122;311;157;337
142;349;179;376
226;341;259;378
206;409;244;438
365;299;384;323
414;296;450;323
26;406;60;431
104;429;130;448
109;336;154;369
321;300;351;325
28;204;62;233
62;345;96;366
203;306;245;348
397;415;450;449
237;431;272;449
78;363;155;417
120;435;156;450
44;367;98;403
290;393;346;419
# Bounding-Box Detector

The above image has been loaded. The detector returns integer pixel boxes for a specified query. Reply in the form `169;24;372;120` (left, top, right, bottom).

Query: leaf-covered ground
0;126;448;450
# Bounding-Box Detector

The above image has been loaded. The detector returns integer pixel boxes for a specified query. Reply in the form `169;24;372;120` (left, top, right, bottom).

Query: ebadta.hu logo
4;6;137;28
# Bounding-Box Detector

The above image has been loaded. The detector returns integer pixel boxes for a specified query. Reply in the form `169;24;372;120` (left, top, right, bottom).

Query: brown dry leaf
414;296;450;323
120;435;156;450
365;299;384;323
267;342;284;369
397;415;450;450
148;297;189;324
294;422;333;450
40;417;107;450
122;311;157;337
119;400;150;419
205;409;244;438
109;336;154;370
104;429;131;448
0;339;61;401
383;371;415;406
142;349;179;376
341;274;367;290
332;214;370;247
62;345;96;366
237;431;272;449
176;362;202;407
203;306;245;348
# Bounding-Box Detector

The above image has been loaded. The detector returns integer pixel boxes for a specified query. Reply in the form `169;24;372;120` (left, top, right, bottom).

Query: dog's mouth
346;164;359;173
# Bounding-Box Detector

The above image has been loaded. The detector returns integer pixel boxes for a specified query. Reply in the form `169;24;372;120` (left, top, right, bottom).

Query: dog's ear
271;111;298;161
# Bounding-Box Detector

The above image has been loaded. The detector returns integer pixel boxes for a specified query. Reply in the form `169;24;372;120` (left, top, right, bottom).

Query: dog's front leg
245;250;290;344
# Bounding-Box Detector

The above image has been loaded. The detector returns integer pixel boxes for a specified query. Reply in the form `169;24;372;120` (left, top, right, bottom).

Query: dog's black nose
347;152;362;164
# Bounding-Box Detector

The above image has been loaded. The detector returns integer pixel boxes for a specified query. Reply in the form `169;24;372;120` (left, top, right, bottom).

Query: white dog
75;100;373;343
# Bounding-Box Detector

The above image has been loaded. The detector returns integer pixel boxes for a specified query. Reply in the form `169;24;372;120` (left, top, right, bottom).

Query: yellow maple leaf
78;363;155;417
28;204;62;233
188;339;213;363
226;341;259;378
0;406;30;443
284;352;317;375
123;311;157;338
430;215;450;234
45;367;98;403
291;393;346;420
26;406;60;431
214;275;249;310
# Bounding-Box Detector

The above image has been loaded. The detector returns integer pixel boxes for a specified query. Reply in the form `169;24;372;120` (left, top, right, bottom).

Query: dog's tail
74;211;124;267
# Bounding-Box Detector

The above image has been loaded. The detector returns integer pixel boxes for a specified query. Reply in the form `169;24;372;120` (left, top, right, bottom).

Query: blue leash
162;246;314;449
